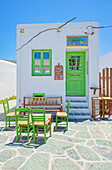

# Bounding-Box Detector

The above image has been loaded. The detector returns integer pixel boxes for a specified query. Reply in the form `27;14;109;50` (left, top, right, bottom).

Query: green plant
0;96;17;104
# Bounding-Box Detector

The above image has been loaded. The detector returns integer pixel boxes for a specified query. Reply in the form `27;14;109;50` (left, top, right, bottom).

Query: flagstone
88;127;105;139
20;153;50;170
74;130;91;139
67;148;80;160
52;134;86;143
2;156;26;170
102;157;108;161
68;122;77;125
86;140;95;146
0;149;16;162
107;134;112;140
86;162;112;170
0;144;12;151
17;148;34;157
6;131;16;136
63;130;77;136
69;126;87;131
96;139;112;147
93;146;112;160
37;138;73;155
75;121;96;126
100;125;112;136
76;161;84;167
95;121;106;125
0;134;8;144
76;145;100;161
52;158;80;170
108;122;112;125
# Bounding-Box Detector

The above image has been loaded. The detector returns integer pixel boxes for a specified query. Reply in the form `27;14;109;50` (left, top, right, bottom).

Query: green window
32;49;52;76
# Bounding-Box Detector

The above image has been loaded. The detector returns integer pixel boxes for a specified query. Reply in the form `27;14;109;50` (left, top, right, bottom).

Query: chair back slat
49;98;50;104
15;108;30;123
42;98;44;105
31;108;45;125
45;98;47;105
32;98;33;105
38;98;40;105
28;98;30;105
52;98;54;105
3;100;10;115
35;98;37;105
56;98;57;105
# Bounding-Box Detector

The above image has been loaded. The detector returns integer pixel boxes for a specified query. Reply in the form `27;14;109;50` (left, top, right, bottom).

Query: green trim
66;51;86;96
33;93;45;101
33;93;45;97
32;49;52;76
87;61;88;75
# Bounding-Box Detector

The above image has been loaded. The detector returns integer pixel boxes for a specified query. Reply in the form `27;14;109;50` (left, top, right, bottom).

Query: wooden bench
23;96;63;112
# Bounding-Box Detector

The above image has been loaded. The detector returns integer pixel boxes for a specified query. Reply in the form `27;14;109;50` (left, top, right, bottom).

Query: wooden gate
99;68;112;97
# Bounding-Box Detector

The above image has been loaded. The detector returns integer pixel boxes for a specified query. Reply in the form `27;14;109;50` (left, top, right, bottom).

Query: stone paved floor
0;101;112;169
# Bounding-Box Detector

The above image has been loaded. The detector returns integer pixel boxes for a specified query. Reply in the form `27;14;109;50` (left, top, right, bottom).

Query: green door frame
66;51;86;96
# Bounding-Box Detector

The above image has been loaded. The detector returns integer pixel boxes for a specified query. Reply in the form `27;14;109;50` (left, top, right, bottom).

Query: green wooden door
66;51;86;96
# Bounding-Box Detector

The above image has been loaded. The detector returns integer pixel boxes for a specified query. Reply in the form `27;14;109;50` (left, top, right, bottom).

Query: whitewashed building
17;22;99;119
99;51;112;72
0;59;16;100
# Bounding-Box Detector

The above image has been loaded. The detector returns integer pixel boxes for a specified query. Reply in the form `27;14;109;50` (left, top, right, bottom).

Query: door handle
67;74;68;78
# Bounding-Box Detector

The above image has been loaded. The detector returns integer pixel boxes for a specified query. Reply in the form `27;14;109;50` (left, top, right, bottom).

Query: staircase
66;96;91;119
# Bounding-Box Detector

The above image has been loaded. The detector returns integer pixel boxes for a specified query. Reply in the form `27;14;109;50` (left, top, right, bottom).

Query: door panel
66;51;86;96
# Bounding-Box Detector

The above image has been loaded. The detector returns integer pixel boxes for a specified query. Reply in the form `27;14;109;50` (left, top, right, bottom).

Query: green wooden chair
31;108;51;143
3;100;16;130
14;108;32;142
55;100;70;131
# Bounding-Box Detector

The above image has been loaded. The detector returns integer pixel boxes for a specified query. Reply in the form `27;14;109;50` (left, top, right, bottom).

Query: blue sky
0;0;112;60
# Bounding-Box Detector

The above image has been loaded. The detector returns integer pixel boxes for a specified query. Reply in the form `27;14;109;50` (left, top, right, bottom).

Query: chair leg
16;125;19;142
55;116;58;131
36;126;38;136
20;126;21;135
9;117;10;127
5;118;7;130
33;125;36;143
50;121;51;137
27;125;29;142
44;126;46;143
66;119;68;131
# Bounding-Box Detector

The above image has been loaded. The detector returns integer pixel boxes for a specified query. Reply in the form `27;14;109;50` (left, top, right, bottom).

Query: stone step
66;96;87;102
69;113;91;119
69;108;89;114
66;101;88;108
69;106;89;109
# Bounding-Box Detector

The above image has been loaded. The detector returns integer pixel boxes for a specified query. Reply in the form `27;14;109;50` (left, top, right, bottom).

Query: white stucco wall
17;22;99;114
0;60;16;100
99;51;112;72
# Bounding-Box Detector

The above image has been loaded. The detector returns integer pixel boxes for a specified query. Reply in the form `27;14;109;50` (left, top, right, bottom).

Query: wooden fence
99;68;112;97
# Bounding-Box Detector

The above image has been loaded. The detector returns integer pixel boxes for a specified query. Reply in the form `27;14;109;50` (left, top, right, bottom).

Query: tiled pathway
0;101;112;169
